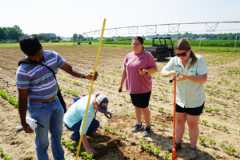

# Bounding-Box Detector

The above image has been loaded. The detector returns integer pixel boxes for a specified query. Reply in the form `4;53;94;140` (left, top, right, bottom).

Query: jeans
66;119;100;141
28;98;64;160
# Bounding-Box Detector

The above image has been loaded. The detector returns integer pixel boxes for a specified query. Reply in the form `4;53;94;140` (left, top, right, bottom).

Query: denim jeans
65;119;100;141
28;98;64;160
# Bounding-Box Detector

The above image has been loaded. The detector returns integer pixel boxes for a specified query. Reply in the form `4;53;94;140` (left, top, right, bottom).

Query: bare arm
184;74;207;84
119;69;126;92
160;70;176;77
82;135;96;154
18;88;33;133
60;62;87;78
60;62;97;80
140;66;158;76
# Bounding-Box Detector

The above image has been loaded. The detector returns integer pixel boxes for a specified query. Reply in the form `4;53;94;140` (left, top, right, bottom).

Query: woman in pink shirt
119;36;157;137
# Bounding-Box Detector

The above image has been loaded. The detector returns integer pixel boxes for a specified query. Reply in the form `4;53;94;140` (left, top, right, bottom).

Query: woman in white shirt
161;39;208;153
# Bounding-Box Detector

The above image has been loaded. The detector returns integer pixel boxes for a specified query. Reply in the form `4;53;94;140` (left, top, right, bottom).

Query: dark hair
19;36;42;56
175;38;197;68
133;36;144;45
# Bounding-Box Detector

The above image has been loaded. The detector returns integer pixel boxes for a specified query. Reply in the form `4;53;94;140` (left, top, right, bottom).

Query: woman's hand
176;74;188;81
119;69;126;92
138;68;148;76
118;85;123;92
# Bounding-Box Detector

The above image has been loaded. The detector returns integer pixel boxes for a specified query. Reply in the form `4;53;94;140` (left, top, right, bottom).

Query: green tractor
145;36;175;61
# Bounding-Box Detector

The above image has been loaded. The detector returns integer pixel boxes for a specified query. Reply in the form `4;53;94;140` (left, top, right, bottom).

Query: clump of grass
80;152;94;160
220;143;238;156
103;126;117;135
139;139;161;157
0;147;12;160
163;151;172;160
199;136;216;148
205;106;220;114
201;119;210;127
62;139;94;160
62;139;76;152
158;107;164;113
199;136;208;147
63;88;79;97
0;88;17;107
227;67;240;76
212;123;230;134
139;140;172;160
103;126;128;140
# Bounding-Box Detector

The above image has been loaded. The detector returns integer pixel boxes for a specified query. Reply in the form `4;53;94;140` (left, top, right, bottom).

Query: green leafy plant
205;107;220;114
158;107;164;113
212;123;230;134
199;136;216;148
0;147;12;160
139;139;161;157
220;143;237;156
163;151;171;160
0;88;17;107
62;139;94;160
201;119;210;127
63;88;79;97
80;152;94;160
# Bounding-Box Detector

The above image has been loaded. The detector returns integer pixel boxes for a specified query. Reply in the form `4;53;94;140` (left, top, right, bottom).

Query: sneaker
176;142;182;151
132;123;143;133
143;126;152;137
168;142;182;152
188;147;198;159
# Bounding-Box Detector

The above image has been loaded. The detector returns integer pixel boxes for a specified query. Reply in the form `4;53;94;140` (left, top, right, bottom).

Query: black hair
133;36;144;45
19;36;42;56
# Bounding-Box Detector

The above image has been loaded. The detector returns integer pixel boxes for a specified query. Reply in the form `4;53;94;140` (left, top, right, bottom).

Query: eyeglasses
176;51;187;57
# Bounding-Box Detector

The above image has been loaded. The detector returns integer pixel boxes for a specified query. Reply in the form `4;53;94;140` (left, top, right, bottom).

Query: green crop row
139;139;171;160
0;88;18;108
62;139;95;160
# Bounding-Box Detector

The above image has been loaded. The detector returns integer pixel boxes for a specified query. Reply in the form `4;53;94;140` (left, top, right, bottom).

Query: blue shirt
63;95;96;134
16;50;65;100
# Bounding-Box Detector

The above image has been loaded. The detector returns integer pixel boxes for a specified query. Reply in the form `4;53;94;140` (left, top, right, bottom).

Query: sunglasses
176;51;187;57
132;42;142;46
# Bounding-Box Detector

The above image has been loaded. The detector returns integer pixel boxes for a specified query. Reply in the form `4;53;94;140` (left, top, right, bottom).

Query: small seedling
199;136;216;148
201;119;210;127
62;139;94;160
0;147;12;160
205;107;220;114
220;143;237;156
0;89;17;108
158;107;164;113
139;139;161;157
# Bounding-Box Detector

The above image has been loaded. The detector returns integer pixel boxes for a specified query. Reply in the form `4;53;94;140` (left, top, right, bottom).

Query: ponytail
189;50;197;68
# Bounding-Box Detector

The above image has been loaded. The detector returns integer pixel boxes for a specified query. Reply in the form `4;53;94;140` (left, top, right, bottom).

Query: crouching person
63;94;111;155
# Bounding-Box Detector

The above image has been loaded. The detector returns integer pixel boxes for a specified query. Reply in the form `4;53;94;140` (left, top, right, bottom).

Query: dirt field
0;45;239;160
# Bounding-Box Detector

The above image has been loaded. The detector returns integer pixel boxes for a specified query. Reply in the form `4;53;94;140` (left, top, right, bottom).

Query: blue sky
0;0;239;36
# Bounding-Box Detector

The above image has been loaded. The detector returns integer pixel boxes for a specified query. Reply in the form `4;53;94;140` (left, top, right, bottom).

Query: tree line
0;25;61;42
0;25;239;43
0;25;23;42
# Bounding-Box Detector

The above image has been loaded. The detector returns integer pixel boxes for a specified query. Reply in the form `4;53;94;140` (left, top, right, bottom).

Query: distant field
101;39;240;48
1;41;240;54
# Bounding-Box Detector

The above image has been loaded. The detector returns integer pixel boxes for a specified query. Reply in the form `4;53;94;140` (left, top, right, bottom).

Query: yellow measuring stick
74;18;106;160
